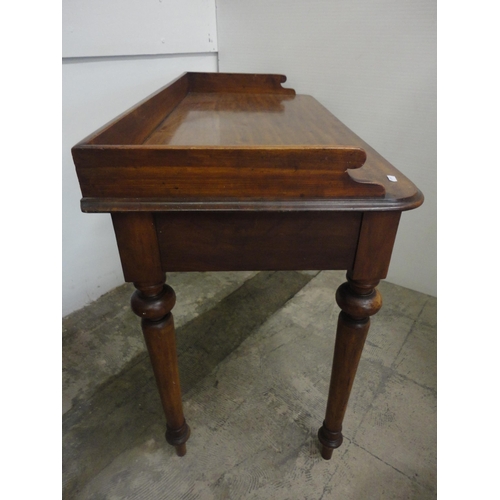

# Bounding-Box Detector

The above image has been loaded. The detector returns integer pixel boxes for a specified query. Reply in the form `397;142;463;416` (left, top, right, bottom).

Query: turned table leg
318;273;382;459
131;281;190;457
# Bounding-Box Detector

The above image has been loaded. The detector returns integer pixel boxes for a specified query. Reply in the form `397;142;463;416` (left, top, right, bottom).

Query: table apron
154;211;362;272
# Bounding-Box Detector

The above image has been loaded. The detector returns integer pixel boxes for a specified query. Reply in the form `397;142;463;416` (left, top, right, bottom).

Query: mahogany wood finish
131;282;189;457
318;275;382;459
72;72;423;460
111;212;189;455
154;211;362;272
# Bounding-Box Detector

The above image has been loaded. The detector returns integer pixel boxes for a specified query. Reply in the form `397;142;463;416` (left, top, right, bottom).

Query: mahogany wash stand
72;72;423;459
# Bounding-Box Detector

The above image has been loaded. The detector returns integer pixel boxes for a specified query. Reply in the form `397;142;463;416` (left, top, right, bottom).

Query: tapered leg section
131;281;190;457
318;274;382;459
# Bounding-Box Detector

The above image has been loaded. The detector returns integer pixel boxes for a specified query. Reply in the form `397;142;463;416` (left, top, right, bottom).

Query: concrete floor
62;270;436;499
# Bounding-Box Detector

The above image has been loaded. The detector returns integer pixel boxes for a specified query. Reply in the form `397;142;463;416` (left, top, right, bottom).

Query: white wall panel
62;54;218;316
63;0;217;57
216;0;436;296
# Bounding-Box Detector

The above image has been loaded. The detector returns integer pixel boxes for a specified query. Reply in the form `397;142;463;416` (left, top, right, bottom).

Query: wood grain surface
155;211;362;272
72;72;424;211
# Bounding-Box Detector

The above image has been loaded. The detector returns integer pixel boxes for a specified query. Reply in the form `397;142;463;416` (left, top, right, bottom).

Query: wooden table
72;72;423;460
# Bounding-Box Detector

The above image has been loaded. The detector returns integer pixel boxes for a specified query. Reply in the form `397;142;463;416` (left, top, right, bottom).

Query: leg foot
318;422;343;460
166;419;191;457
175;443;187;457
320;446;334;461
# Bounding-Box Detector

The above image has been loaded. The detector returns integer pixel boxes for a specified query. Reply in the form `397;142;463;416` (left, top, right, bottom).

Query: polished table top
72;72;423;214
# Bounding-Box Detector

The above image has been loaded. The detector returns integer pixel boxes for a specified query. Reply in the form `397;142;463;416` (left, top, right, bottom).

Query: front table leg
131;281;190;456
318;273;382;459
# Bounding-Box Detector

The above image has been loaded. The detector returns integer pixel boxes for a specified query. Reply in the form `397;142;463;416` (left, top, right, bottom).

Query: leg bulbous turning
318;275;381;460
131;281;190;457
